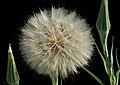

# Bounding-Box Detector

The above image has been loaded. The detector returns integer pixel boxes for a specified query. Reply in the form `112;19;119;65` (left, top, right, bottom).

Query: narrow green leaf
110;37;114;76
110;37;114;68
6;45;20;85
91;36;110;75
82;66;105;85
115;49;119;68
115;49;120;85
96;0;111;57
116;68;120;85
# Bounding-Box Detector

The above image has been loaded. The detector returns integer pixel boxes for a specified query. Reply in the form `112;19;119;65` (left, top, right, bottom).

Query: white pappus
19;7;93;78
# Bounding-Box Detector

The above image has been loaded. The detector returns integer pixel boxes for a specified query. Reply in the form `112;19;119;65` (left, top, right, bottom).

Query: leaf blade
96;0;111;56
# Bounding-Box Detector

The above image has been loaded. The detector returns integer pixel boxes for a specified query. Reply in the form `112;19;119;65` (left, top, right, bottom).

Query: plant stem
82;66;105;85
60;75;62;85
50;73;58;85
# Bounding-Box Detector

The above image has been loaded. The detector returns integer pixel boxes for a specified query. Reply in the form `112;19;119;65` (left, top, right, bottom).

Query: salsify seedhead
19;7;93;78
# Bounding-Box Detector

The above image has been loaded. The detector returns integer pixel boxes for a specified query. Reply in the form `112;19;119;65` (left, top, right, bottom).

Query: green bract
6;45;20;85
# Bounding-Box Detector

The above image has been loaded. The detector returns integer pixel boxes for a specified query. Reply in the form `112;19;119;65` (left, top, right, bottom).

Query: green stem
50;73;58;85
82;66;105;85
91;36;109;75
60;75;62;85
116;69;120;85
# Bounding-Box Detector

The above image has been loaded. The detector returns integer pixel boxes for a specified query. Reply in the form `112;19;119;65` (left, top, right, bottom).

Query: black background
0;0;120;85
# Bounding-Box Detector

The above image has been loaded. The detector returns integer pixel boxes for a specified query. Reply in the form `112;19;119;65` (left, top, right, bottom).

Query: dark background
0;0;119;85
